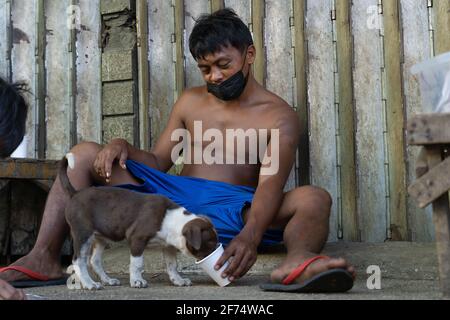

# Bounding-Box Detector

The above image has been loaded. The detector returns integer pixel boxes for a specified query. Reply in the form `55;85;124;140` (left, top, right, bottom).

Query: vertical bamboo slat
293;0;309;187
336;0;358;241
383;0;408;240
137;0;150;151
251;0;265;86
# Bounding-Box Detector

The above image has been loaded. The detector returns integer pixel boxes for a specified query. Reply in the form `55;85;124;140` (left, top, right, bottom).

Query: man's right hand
93;138;129;183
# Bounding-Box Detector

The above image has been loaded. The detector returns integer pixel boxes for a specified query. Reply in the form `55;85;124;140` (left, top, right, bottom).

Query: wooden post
383;0;408;240
77;0;102;144
174;0;185;99
210;0;224;13
293;0;309;187
0;0;12;80
251;0;265;86
137;0;150;151
353;0;387;242
434;0;450;55
35;0;46;159
427;147;450;299
336;0;358;241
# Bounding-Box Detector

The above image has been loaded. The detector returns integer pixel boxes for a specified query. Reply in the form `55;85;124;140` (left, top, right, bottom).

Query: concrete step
101;242;439;281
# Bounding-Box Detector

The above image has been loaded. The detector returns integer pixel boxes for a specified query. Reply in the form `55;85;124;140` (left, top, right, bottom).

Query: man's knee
67;141;102;177
69;142;101;166
293;186;332;216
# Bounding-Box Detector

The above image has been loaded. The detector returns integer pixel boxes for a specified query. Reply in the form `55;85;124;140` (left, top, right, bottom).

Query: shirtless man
0;9;355;292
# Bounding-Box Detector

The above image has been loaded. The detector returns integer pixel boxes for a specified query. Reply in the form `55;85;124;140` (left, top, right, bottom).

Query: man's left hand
214;232;258;281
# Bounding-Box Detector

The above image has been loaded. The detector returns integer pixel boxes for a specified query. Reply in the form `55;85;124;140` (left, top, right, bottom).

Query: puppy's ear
183;224;202;251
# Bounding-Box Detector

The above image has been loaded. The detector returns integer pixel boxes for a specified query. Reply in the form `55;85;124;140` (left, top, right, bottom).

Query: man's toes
269;269;285;283
347;266;356;279
325;258;348;269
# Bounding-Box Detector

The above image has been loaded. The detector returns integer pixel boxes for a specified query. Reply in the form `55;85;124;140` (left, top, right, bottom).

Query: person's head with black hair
189;8;253;61
189;9;256;101
0;77;28;158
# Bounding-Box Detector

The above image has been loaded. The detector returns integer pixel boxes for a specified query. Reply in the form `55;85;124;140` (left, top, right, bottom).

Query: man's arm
215;107;300;280
94;91;190;180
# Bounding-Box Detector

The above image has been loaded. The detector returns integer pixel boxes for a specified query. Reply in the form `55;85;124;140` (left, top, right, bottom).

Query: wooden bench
407;113;450;299
0;158;65;263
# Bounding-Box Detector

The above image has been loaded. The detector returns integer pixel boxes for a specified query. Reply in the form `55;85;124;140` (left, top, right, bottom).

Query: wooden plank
68;0;77;148
427;147;450;298
401;0;434;241
434;0;450;55
265;0;296;193
383;0;408;240
45;0;71;160
184;0;209;88
11;0;37;158
353;0;387;242
336;0;358;241
0;0;11;79
76;0;102;144
174;0;185;98
0;159;59;180
210;0;224;13
148;0;176;147
306;0;338;242
224;0;251;26
408;156;450;208
137;0;150;151
35;0;45;159
251;0;265;86
407;113;450;145
265;0;294;117
293;0;309;187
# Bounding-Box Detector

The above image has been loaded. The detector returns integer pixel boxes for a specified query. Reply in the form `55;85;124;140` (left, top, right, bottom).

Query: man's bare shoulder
179;86;208;101
257;89;299;131
174;86;209;112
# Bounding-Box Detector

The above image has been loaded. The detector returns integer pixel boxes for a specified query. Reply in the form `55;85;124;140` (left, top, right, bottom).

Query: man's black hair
0;77;28;158
189;8;254;60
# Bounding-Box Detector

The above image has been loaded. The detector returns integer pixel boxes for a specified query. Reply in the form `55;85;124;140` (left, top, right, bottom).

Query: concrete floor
24;242;444;300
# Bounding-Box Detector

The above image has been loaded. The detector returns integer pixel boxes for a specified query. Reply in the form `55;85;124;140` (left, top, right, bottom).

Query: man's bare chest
176;108;275;166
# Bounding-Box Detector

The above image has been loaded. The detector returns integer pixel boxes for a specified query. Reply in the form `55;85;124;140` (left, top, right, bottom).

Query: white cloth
436;70;450;113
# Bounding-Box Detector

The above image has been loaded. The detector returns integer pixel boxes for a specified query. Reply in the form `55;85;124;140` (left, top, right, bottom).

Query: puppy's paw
83;281;103;291
130;278;148;288
103;278;121;286
171;277;192;287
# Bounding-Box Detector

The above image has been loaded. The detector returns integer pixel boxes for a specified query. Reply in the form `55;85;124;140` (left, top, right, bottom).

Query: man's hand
214;232;258;282
0;279;25;300
93;139;129;183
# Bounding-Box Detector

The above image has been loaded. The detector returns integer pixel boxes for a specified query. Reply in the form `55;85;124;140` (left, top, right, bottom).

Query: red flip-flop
0;266;68;288
260;256;354;293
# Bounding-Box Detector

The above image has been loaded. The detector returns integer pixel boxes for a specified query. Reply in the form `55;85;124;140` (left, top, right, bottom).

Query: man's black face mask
206;49;249;101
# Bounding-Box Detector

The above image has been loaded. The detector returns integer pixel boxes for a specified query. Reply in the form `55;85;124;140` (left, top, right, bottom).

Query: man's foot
0;250;63;282
270;253;356;285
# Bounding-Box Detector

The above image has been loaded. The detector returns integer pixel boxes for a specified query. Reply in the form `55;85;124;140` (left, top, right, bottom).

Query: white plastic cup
195;243;231;287
10;136;28;158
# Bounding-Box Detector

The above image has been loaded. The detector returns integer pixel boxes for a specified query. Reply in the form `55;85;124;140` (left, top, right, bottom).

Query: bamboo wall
1;0;450;242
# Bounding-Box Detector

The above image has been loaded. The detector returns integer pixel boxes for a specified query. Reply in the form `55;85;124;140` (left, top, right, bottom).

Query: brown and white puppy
60;153;218;290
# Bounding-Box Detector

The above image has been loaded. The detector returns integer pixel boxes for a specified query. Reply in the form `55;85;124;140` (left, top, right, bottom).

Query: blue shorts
113;160;284;247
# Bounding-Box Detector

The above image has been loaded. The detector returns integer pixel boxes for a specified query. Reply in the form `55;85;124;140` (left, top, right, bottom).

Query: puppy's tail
59;153;77;198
